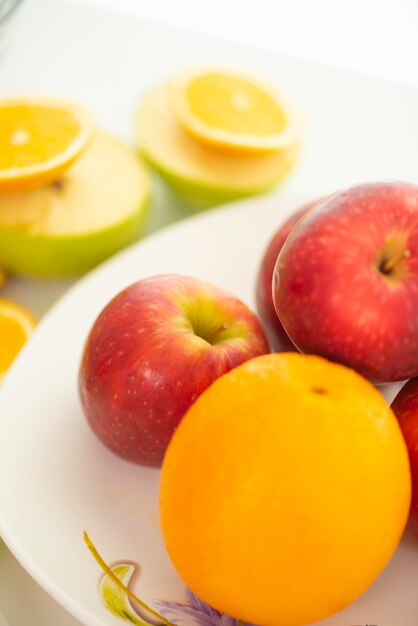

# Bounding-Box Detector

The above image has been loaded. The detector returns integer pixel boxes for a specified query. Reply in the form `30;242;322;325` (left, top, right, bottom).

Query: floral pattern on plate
97;559;249;626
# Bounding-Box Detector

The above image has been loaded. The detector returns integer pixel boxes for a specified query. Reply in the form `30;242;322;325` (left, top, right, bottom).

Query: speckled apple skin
79;274;269;466
391;378;418;534
255;201;317;351
273;181;418;383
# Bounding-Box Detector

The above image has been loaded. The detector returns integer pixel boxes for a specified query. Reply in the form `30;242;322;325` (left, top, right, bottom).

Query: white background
74;0;418;88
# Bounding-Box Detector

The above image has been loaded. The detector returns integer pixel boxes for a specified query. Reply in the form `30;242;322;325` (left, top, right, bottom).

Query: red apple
391;378;418;534
255;200;318;351
273;181;418;383
79;274;268;466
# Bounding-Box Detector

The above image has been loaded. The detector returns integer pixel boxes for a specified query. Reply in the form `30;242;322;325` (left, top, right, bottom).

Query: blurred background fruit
0;298;36;378
0;97;93;192
0;132;150;277
168;67;302;153
135;67;302;210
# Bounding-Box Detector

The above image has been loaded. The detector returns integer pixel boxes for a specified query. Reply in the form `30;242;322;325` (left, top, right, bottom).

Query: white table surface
73;0;418;89
1;0;418;625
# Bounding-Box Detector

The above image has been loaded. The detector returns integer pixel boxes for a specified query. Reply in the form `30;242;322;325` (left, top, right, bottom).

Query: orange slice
0;298;36;376
168;67;303;153
0;97;94;192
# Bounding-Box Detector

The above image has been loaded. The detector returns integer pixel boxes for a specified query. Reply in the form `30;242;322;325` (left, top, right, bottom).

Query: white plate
1;1;418;625
1;194;418;626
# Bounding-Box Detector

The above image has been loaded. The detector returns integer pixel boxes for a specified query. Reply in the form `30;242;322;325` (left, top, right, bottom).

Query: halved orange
0;97;94;192
168;67;303;153
0;298;36;376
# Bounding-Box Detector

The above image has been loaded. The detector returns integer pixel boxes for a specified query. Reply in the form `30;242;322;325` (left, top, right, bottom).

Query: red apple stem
380;248;410;274
205;323;228;341
83;531;175;626
51;179;65;191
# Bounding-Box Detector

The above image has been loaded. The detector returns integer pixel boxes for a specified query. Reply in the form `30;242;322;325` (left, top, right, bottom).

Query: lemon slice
168;67;303;153
0;97;94;192
0;298;36;377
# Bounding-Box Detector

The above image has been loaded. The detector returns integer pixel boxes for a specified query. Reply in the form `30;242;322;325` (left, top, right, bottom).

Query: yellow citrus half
0;97;94;192
168;67;303;153
0;298;36;376
135;85;300;208
160;353;411;626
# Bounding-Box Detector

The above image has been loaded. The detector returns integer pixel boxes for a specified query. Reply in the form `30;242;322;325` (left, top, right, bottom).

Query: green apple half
135;85;300;210
0;132;150;277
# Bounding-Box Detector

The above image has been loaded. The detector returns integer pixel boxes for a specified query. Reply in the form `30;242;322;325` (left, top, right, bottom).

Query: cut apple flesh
0;133;149;235
135;86;300;201
0;132;150;276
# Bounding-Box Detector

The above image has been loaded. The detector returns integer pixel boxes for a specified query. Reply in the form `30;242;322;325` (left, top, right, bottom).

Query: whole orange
159;353;411;626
